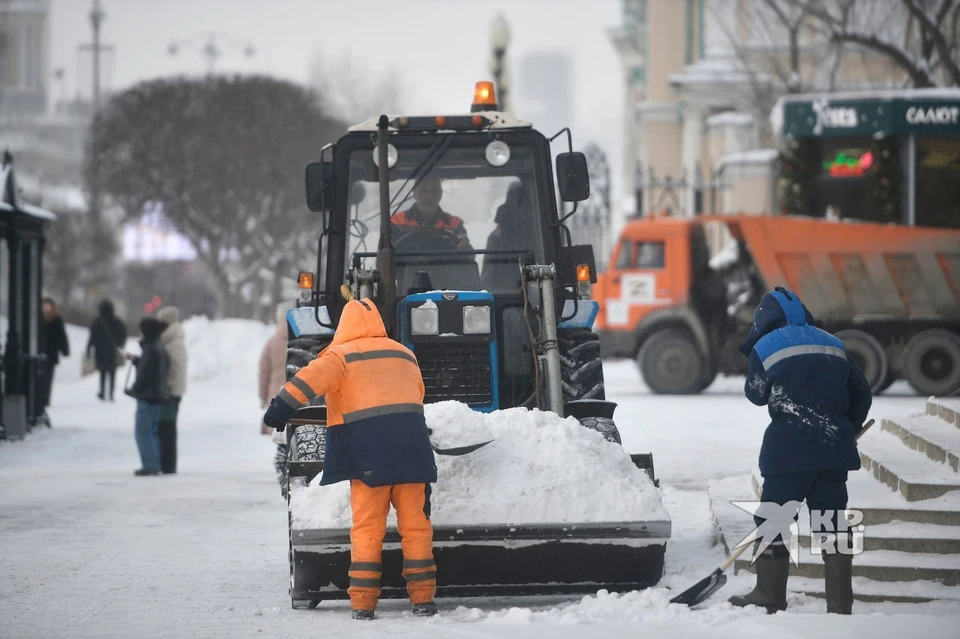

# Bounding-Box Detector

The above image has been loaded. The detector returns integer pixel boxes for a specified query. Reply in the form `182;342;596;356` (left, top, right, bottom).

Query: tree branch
902;0;960;85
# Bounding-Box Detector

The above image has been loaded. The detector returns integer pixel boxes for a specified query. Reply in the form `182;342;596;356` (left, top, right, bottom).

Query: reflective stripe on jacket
278;298;437;487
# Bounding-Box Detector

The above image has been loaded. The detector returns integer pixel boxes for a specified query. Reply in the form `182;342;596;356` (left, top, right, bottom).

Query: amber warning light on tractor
298;271;314;290
471;81;498;112
576;264;591;296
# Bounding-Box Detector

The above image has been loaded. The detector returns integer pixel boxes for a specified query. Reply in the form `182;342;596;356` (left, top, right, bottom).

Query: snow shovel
431;440;494;456
669;418;875;607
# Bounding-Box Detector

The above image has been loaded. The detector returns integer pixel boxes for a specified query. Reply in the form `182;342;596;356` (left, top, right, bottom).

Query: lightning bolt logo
730;500;803;566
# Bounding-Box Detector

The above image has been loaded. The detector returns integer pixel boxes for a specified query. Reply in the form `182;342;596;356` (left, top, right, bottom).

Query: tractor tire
291;424;326;463
836;330;888;394
902;329;960;396
558;329;605;402
578;416;622;445
637;329;705;395
287;335;330;373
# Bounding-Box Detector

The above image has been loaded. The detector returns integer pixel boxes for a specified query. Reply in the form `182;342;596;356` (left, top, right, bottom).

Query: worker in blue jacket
730;287;872;615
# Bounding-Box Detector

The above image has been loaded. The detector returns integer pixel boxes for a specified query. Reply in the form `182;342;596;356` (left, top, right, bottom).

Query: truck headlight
411;305;439;335
463;305;491;335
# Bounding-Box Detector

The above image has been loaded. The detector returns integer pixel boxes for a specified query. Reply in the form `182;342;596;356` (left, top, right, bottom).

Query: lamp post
167;32;256;75
488;13;511;112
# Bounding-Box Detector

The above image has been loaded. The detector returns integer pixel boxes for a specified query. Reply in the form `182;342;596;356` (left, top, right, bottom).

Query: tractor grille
415;342;493;406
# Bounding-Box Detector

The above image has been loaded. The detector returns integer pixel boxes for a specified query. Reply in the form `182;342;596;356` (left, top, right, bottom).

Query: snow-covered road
1;322;957;638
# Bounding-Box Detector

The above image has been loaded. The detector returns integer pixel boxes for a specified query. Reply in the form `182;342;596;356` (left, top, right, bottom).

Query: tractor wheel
291;424;326;463
637;329;704;395
578;416;622;445
287;335;331;373
836;330;888;393
558;329;605;402
902;329;960;396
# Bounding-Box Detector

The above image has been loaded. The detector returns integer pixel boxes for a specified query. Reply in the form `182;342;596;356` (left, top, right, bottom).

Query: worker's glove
263;397;295;433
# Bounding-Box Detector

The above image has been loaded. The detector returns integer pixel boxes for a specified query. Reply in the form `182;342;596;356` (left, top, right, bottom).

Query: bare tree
87;75;344;318
308;49;406;123
805;0;960;88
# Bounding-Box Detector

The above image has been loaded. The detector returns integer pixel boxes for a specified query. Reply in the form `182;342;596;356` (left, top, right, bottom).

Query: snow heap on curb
290;401;668;528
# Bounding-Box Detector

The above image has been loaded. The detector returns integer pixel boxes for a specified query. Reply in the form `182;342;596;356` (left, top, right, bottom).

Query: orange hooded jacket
277;299;437;487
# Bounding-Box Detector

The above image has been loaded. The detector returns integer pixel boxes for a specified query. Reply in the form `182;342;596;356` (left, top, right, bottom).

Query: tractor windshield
345;138;547;294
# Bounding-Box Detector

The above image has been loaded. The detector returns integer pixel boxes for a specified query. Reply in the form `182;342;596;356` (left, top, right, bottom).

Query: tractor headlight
462;305;492;335
372;143;398;169
485;140;510;167
411;305;439;335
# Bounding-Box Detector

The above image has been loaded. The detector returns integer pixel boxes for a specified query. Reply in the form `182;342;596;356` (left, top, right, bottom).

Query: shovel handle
720;418;875;572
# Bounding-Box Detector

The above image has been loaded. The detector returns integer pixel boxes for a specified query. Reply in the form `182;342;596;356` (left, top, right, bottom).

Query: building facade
608;0;918;228
0;0;50;117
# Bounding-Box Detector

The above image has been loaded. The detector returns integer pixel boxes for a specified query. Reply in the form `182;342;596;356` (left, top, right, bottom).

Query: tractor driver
391;176;472;250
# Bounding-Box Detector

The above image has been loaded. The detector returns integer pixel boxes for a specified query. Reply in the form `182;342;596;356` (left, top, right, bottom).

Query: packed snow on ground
2;319;958;638
291;402;668;528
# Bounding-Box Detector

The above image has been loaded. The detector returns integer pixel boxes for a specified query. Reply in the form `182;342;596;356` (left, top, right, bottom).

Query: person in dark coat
481;181;538;292
126;317;169;476
86;299;128;401
39;297;70;421
730;287;872;615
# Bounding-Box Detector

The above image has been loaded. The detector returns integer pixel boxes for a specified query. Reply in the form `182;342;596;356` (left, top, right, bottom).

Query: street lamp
168;32;256;75
488;13;511;112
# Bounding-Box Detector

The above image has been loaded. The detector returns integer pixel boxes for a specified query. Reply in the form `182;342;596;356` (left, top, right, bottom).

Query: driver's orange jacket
391;206;471;248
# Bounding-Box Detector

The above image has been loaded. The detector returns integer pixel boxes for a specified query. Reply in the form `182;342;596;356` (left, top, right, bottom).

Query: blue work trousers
135;400;163;472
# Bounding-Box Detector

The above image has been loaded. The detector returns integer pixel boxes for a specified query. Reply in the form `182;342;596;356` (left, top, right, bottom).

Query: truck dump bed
720;215;960;322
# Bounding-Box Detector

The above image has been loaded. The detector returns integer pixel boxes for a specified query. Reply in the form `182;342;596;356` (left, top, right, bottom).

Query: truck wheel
836;330;888;393
902;329;960;396
875;370;896;395
558;329;605;401
637;329;704;395
577;416;622;444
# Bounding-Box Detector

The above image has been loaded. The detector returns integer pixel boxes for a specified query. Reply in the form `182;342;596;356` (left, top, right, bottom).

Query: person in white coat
157;306;188;474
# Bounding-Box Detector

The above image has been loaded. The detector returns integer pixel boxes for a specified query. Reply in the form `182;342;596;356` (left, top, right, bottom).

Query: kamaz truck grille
414;343;493;406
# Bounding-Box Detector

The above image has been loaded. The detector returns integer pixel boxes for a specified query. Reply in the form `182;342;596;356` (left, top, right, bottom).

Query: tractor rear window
344;141;547;294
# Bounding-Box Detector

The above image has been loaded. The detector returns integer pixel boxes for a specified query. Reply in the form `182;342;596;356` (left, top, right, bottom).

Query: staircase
709;398;960;603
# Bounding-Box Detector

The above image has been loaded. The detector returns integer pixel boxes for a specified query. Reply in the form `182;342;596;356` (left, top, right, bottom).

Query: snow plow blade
290;520;670;601
287;455;670;602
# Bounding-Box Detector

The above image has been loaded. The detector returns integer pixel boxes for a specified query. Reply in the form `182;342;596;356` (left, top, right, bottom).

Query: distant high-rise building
516;52;573;139
0;0;50;116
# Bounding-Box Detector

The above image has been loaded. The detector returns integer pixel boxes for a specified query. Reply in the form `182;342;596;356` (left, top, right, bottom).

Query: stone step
734;548;960;585
860;429;960;501
795;517;960;554
928;398;960;429
751;468;960;525
882;415;960;472
790;576;960;603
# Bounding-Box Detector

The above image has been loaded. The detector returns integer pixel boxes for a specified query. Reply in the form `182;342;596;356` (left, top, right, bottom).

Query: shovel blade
669;568;727;606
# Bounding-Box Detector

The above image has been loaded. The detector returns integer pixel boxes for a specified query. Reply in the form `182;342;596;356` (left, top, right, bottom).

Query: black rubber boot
412;601;438;617
823;553;853;614
728;550;789;614
352;609;375;621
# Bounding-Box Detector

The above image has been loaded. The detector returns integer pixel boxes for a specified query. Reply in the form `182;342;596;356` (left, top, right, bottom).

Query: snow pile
178;315;273;383
291;401;668;528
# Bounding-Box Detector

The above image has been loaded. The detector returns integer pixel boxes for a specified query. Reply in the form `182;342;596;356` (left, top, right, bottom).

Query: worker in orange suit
262;298;438;621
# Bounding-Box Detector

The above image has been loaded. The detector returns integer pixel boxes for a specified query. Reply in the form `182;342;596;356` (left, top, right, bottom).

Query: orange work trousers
348;480;436;611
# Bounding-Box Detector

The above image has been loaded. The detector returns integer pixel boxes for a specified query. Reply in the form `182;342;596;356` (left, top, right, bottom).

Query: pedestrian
730;287;872;615
259;302;293;491
125;317;169;477
156;306;187;475
86;299;127;401
39;297;70;424
262;298;438;620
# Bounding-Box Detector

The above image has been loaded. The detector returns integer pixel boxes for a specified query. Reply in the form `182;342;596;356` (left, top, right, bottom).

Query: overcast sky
49;0;625;193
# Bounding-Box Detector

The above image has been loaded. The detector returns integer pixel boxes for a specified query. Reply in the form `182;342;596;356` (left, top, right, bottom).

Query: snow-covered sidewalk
1;325;957;637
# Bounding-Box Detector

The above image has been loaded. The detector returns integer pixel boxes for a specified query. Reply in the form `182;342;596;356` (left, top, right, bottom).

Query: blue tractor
280;83;669;608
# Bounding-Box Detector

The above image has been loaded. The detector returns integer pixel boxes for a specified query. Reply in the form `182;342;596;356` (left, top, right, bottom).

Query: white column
681;103;703;217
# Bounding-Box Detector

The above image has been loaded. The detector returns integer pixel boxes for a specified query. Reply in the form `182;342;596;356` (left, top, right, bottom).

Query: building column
681;103;703;217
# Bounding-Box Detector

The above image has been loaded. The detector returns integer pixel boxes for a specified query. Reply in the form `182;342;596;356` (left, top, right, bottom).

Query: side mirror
556;152;590;203
305;162;336;212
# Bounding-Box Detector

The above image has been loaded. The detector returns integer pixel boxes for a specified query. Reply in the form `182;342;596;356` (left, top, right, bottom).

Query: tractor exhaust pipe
375;115;397;337
526;264;564;416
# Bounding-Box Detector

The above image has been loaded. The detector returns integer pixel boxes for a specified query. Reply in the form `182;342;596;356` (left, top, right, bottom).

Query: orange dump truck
594;215;960;396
